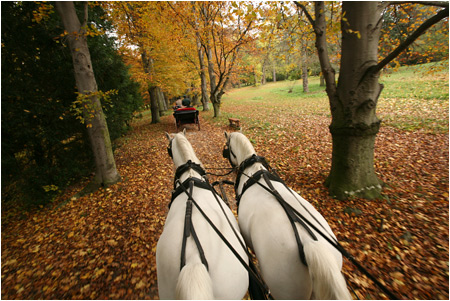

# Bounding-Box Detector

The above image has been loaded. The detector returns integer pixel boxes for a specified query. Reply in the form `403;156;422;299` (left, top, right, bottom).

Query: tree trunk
297;1;449;200
320;75;325;87
272;62;277;82
197;37;209;111
149;86;160;124
261;61;266;85
157;86;166;116
212;97;221;117
301;43;309;92
206;46;222;117
139;47;160;123
55;2;120;189
324;2;385;200
193;3;209;111
302;64;309;93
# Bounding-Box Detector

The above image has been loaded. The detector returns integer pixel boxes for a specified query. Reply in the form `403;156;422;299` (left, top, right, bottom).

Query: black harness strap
236;169;283;206
234;154;270;191
175;175;274;300
170;177;211;208
239;168;400;300
261;172;316;266
173;160;206;190
179;180;209;271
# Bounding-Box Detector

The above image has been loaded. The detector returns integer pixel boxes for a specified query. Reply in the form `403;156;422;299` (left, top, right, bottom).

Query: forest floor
2;69;449;299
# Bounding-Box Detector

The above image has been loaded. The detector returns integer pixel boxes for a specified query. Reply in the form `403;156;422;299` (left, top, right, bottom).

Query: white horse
224;131;351;300
156;130;249;299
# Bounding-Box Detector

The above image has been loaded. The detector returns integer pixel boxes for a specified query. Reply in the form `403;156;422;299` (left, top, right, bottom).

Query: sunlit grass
219;62;449;134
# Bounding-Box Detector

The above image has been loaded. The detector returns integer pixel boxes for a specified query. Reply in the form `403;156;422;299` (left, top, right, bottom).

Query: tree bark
149;86;160;124
192;2;209;111
261;60;267;85
55;1;120;189
157;86;166;116
140;48;161;123
272;61;277;82
196;33;209;111
320;75;325;87
297;1;448;200
212;99;221;117
206;45;222;117
301;44;309;92
324;2;385;199
302;65;309;93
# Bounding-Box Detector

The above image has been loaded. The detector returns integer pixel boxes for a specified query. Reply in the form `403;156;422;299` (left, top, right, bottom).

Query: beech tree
196;2;260;117
55;2;121;190
296;1;448;200
105;2;196;122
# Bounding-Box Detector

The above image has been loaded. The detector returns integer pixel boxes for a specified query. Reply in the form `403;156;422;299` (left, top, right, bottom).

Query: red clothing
176;107;196;111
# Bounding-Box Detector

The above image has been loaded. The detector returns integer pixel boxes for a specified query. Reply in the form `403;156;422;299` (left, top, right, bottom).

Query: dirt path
1;113;238;300
2;112;448;300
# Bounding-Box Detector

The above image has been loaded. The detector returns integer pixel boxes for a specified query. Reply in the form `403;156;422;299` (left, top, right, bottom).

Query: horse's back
238;181;342;299
157;191;248;299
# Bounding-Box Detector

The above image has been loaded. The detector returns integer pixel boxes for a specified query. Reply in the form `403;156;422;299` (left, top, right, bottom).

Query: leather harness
170;160;210;270
168;158;273;299
222;142;400;300
231;154;318;266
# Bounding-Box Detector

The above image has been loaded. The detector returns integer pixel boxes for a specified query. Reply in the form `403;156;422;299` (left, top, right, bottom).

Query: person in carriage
173;95;200;131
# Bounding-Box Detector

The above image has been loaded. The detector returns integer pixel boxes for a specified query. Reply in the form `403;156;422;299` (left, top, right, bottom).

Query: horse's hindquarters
238;194;313;299
238;183;344;299
157;193;249;299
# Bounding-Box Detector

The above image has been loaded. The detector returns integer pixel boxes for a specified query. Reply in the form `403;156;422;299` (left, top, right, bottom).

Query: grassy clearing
377;62;449;132
212;62;449;134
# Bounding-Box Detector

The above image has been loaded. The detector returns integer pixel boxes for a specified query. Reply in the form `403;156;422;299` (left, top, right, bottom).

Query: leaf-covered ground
2;79;448;299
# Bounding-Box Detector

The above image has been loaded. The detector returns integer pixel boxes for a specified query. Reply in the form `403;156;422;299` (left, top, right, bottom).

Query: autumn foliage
2;65;449;299
1;1;449;300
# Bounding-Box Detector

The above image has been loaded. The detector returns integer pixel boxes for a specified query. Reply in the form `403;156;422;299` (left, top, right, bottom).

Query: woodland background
1;1;449;300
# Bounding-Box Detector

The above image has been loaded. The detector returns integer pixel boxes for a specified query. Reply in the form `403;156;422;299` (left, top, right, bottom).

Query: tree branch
294;1;315;26
371;7;449;74
313;2;336;98
82;2;88;29
388;1;449;8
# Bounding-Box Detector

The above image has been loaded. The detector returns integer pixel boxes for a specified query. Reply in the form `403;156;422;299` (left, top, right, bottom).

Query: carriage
173;107;200;132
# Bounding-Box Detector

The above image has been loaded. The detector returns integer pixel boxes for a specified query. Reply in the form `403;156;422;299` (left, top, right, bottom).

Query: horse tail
175;263;214;300
304;241;352;300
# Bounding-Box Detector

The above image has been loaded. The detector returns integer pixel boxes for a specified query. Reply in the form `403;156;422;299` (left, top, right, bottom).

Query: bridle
167;138;174;159
222;139;238;168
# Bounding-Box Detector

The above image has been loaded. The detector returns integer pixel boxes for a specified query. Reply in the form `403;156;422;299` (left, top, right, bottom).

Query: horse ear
182;128;187;136
224;131;229;139
165;132;171;140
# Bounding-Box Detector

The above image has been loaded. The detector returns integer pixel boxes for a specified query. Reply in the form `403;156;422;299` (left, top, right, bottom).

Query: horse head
223;131;256;167
165;128;202;169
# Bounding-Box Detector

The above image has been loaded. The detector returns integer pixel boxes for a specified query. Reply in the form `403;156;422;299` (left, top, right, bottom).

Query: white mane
229;132;256;163
172;133;203;167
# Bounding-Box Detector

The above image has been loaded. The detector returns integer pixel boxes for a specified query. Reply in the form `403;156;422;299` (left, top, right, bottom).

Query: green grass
219;62;449;134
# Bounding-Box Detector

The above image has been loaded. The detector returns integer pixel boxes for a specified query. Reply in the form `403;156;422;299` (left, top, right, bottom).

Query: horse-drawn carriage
173;107;200;132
